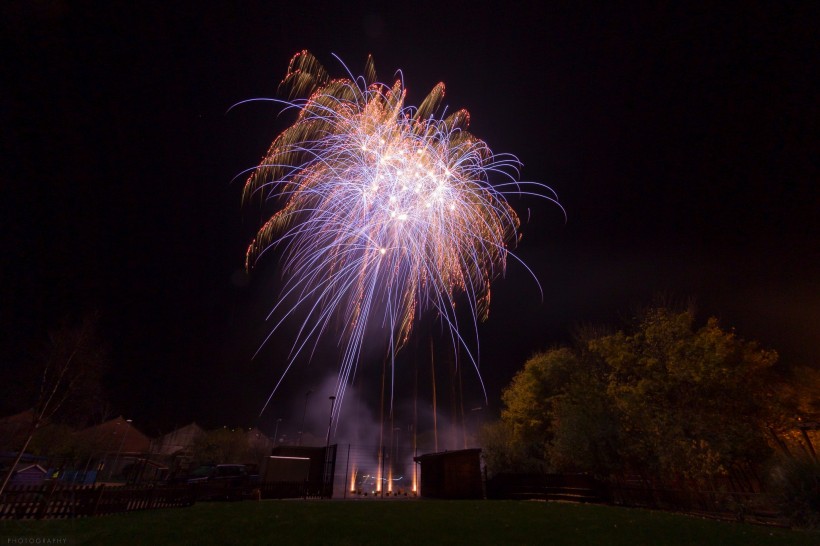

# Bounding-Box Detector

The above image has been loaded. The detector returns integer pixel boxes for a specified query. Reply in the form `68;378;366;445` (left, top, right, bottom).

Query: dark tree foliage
0;313;108;494
484;308;788;486
35;313;108;427
768;456;820;529
189;428;269;466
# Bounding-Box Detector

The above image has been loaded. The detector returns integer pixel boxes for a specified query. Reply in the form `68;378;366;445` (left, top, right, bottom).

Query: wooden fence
486;473;607;503
0;478;331;520
607;480;786;526
0;483;195;520
486;473;786;527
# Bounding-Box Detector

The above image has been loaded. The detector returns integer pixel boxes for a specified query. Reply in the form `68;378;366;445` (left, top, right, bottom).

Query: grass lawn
1;499;817;546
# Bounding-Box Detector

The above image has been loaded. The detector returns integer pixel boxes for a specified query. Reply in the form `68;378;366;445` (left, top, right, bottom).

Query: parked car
186;464;259;501
186;464;245;484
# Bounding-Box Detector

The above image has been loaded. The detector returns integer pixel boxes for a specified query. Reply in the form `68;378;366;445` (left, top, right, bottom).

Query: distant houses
149;422;205;478
247;427;275;457
151;423;204;457
76;416;152;455
0;412;276;486
73;416;153;483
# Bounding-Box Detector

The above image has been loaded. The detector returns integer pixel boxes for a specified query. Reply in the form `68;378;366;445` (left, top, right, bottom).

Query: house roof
14;464;47;474
75;416;151;453
0;409;39;450
0;409;37;425
155;422;204;441
151;422;204;455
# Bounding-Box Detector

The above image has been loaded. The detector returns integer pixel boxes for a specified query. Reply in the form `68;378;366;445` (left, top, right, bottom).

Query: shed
413;448;483;499
261;456;311;483
270;446;332;485
269;445;336;497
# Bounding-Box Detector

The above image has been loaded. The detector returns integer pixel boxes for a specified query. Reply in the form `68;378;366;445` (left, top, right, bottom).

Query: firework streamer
239;51;562;424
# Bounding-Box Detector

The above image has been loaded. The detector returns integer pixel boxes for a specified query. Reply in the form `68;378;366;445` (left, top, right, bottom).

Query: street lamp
324;396;337;449
273;418;283;449
470;406;483;446
391;426;401;494
108;418;132;482
297;389;313;446
323;396;337;499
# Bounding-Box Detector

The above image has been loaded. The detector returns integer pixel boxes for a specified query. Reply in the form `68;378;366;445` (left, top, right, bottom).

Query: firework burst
240;51;561;419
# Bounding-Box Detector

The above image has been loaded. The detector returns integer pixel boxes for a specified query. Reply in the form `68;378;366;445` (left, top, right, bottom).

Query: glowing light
241;51;562;417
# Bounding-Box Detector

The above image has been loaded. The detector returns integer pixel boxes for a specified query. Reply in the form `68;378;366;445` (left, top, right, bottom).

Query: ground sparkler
239;51;561;423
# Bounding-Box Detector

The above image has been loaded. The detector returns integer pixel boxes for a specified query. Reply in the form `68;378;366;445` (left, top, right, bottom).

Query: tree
485;307;785;485
490;345;619;476
190;428;253;466
589;308;779;484
29;423;83;460
479;420;535;475
0;313;107;494
499;347;578;471
547;364;620;474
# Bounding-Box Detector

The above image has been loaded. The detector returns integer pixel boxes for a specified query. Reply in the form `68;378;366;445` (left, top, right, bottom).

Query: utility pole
323;396;337;499
298;389;312;446
273;418;282;448
324;396;337;448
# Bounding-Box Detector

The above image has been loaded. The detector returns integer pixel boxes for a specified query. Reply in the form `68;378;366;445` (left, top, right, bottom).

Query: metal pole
471;406;483;447
343;443;351;499
324;396;336;499
380;444;385;498
298;390;312;446
431;336;438;452
324;396;337;448
108;418;132;481
377;352;386;494
393;426;400;494
273;418;282;449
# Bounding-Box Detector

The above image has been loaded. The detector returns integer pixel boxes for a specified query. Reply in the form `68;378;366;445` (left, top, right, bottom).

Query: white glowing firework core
358;137;457;241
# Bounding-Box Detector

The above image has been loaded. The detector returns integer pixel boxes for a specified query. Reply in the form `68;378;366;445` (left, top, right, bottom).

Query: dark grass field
1;500;817;545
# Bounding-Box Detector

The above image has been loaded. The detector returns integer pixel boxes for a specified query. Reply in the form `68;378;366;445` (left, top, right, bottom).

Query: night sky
2;2;817;437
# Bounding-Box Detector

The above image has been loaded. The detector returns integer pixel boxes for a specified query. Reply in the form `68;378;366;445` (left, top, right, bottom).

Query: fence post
343;444;351;500
91;485;105;516
35;480;58;520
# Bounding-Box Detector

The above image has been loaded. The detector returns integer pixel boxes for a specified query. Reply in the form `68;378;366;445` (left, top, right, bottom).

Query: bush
768;456;820;528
